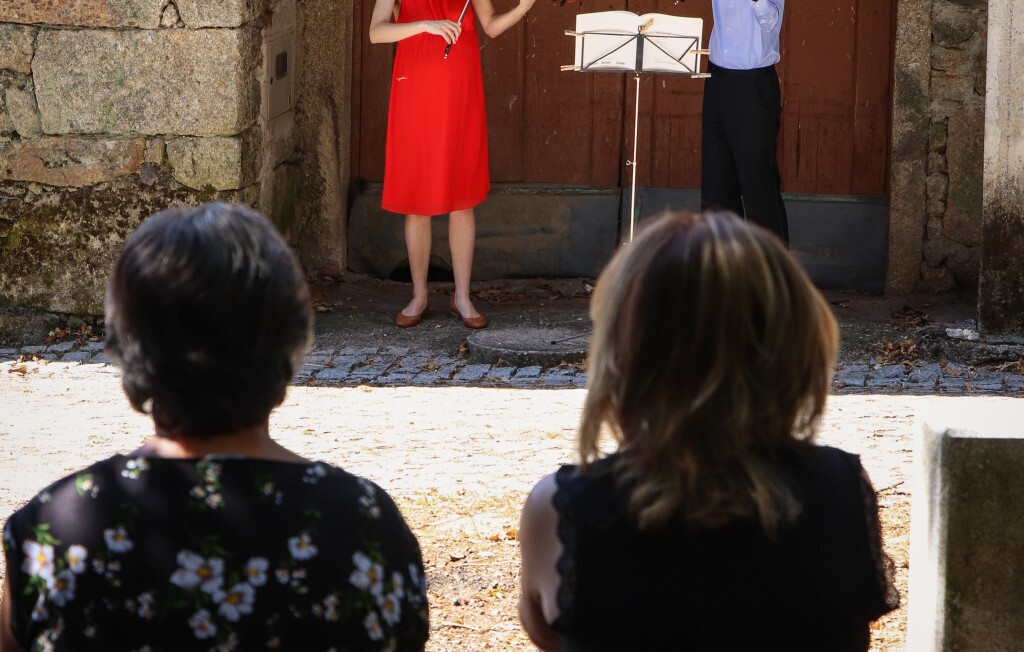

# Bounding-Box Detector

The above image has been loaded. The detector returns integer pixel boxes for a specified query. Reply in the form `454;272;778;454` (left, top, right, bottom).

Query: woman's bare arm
518;472;563;651
1;575;25;652
369;0;462;44
472;0;536;39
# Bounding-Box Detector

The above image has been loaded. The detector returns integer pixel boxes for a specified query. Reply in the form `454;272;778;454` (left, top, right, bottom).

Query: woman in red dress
370;0;535;328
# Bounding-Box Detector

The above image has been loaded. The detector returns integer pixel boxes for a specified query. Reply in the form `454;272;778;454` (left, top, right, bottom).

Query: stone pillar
978;0;1024;341
908;409;1024;651
886;0;932;294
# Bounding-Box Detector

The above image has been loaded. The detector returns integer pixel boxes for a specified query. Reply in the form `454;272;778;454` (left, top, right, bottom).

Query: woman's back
3;455;428;651
551;446;897;652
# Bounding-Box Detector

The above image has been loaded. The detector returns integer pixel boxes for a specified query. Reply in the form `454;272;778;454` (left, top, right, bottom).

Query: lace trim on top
856;462;901;613
551;464;580;632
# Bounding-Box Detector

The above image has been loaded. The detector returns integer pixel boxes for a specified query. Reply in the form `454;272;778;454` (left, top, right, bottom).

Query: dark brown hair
104;202;313;439
580;211;838;535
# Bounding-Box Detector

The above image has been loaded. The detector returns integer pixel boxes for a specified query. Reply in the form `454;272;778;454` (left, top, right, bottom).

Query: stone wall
0;0;352;320
921;0;987;291
0;1;262;315
889;0;988;293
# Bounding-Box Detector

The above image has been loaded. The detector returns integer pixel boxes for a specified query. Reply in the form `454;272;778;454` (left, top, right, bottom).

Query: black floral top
2;455;428;651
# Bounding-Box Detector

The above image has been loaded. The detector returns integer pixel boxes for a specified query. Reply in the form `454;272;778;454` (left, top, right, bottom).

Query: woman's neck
134;422;308;463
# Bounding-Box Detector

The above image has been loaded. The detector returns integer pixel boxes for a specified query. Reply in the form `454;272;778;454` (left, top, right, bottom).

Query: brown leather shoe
395;302;428;327
450;297;487;329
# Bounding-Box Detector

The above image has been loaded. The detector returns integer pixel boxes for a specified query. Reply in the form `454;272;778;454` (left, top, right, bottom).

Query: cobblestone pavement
3;340;1024;394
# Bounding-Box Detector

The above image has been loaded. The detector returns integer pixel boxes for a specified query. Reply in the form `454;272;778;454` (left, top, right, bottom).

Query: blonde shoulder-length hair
580;211;839;536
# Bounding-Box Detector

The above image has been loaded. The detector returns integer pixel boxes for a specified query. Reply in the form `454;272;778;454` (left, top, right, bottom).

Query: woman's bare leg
449;208;482;318
401;214;431;316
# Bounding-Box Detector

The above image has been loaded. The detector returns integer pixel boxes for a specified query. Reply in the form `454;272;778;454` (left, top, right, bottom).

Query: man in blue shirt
701;0;788;243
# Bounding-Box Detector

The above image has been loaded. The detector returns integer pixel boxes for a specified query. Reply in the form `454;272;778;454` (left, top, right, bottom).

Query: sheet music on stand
563;12;708;76
562;11;708;242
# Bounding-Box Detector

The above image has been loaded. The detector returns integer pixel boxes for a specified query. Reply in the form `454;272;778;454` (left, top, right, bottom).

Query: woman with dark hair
518;211;899;651
2;203;428;651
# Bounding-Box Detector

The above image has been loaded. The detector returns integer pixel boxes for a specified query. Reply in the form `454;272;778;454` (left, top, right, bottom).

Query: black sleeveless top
551;446;898;652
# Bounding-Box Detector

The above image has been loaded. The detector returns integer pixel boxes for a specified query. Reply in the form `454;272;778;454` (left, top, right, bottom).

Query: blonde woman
518;211;898;651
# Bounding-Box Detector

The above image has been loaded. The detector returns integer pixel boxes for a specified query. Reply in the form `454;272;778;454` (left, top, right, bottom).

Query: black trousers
700;61;789;244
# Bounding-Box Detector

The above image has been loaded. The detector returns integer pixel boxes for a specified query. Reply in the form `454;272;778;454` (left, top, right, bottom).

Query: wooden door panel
488;1;627;185
625;0;713;189
353;0;393;183
781;0;892;195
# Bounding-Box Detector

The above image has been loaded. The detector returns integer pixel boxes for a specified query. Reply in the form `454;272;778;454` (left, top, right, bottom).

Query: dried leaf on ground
870;339;918;365
421;361;442;372
941;363;965;376
473;289;529;303
891;306;933;330
991;357;1024;374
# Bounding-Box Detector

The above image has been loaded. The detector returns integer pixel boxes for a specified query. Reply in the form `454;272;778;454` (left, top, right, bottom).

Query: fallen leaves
5;354;46;376
45;324;100;344
871;338;919;365
992;357;1024;374
892;306;933;330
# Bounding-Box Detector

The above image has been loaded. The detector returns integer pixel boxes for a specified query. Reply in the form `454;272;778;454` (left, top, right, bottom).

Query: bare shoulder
522;472;559;525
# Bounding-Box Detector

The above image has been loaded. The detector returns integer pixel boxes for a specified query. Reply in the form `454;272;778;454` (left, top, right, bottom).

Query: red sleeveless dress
382;0;490;216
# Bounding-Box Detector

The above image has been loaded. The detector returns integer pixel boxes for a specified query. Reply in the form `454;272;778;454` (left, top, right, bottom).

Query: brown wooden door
351;0;894;196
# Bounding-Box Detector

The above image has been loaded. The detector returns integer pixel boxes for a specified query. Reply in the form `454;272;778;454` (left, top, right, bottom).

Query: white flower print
274;568;289;584
104;527;134;554
408;563;426;606
364;610;384;641
107;560;122;573
245;557;269;586
22;540;55;581
324;595;340;622
216;633;239;652
137;592;156;619
303;464;327;484
38;636;54;652
205;493;225;509
214;582;256;622
120;457;150;479
66;544;88;574
190;486;206;499
170;550;225;594
287;533;318;560
358;494;382;519
349;551;385;597
31;595;48;622
379;592;402;626
188;608;217;639
204;462;222;484
387;571;405;599
46;569;76;607
76;476;98;498
92;559;105;574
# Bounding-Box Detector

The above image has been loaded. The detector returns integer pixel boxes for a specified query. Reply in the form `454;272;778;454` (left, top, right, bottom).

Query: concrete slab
909;405;1024;651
